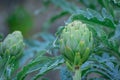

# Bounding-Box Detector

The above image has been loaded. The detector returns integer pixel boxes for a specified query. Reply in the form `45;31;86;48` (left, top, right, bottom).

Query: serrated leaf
82;68;113;80
111;0;120;7
85;53;120;80
25;32;55;55
68;8;116;28
112;23;120;40
16;55;64;80
101;8;113;20
32;56;64;80
98;0;114;16
79;0;100;10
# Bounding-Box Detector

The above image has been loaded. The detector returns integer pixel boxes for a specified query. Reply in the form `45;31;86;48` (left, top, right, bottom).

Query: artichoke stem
73;68;81;80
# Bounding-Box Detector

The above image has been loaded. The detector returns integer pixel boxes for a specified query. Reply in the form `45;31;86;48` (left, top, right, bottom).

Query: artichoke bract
59;21;93;70
2;31;24;56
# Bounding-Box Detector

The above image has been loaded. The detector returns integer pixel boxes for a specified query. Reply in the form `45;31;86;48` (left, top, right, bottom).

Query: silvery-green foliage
82;53;120;80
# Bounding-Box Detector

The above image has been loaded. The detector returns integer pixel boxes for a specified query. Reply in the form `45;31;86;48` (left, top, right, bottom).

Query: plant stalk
73;68;81;80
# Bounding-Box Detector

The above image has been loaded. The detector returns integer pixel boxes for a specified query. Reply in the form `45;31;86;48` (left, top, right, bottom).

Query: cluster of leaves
38;0;120;79
0;0;120;80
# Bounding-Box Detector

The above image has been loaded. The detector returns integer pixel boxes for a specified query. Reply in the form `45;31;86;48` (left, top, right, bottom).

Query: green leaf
111;0;120;7
32;56;64;80
79;0;101;10
68;8;116;29
98;0;114;17
101;8;113;21
112;23;120;40
25;32;55;55
82;53;120;80
16;55;64;80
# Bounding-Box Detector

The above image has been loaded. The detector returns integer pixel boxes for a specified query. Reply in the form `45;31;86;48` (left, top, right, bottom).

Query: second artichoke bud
2;31;25;56
59;20;93;70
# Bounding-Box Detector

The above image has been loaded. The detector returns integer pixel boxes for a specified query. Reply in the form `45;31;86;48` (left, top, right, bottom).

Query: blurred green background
0;0;69;38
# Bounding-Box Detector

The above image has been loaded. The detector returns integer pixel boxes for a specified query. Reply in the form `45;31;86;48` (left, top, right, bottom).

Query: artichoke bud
2;31;25;56
59;20;93;68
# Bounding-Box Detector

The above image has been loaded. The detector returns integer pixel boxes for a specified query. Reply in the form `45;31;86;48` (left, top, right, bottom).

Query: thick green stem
73;68;81;80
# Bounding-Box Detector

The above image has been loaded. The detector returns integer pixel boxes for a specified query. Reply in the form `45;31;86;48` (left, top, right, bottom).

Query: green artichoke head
2;31;25;56
59;20;93;69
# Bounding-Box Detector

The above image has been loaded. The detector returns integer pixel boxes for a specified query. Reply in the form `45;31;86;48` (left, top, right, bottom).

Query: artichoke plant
59;20;93;80
1;31;24;56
